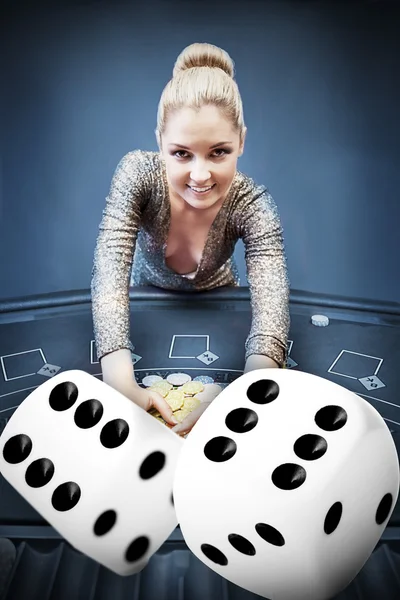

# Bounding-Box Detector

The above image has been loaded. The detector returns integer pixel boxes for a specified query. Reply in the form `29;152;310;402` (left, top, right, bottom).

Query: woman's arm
91;150;152;371
240;189;290;369
244;353;279;373
100;348;135;386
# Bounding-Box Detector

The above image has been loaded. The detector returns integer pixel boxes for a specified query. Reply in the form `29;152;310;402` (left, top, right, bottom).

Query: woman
91;42;290;436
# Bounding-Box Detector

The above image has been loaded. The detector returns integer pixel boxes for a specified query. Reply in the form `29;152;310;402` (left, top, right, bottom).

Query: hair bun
173;42;235;78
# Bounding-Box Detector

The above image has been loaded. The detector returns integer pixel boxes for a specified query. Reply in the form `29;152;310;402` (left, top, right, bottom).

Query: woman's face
159;105;245;211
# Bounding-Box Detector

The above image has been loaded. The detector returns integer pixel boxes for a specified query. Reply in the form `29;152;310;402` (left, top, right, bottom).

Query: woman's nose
190;166;211;183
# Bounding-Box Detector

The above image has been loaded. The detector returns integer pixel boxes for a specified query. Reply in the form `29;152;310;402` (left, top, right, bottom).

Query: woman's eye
213;149;227;157
173;149;229;159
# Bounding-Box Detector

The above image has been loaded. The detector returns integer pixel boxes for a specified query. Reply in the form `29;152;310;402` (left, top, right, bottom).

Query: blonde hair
156;42;246;147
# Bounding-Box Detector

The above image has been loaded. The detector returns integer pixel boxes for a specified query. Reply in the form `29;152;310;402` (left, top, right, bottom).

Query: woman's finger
171;402;211;434
150;391;179;425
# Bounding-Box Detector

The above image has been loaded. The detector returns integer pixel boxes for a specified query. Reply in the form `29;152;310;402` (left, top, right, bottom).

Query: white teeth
189;185;213;192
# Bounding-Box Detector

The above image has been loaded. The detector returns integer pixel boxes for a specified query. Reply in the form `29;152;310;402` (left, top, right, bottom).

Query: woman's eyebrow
168;141;233;149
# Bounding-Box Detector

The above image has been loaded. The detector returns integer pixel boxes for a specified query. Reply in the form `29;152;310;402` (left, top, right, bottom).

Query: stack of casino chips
141;373;223;428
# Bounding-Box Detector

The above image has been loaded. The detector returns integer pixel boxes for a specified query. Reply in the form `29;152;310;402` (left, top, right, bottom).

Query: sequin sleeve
91;150;152;361
240;190;290;367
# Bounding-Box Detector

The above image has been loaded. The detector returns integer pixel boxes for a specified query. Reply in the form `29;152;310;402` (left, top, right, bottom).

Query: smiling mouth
187;184;216;194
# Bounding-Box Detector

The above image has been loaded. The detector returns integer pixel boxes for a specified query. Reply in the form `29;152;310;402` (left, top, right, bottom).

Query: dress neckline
159;155;237;279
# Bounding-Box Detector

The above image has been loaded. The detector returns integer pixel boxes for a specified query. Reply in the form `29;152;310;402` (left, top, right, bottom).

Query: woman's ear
239;127;247;156
155;129;162;152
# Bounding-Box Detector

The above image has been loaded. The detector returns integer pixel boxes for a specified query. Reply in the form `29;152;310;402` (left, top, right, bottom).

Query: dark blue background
2;0;399;304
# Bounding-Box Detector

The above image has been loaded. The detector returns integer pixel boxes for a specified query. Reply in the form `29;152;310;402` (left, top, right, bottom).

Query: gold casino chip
149;408;161;418
173;408;191;423
148;378;204;432
149;380;173;397
181;380;204;396
182;397;201;411
165;389;185;411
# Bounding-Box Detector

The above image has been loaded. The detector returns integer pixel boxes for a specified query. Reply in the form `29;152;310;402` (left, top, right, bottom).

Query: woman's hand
105;378;179;426
171;401;212;436
101;349;178;425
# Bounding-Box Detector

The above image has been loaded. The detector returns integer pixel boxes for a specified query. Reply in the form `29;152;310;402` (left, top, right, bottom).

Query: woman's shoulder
228;169;281;235
117;149;162;173
112;151;163;200
232;169;274;209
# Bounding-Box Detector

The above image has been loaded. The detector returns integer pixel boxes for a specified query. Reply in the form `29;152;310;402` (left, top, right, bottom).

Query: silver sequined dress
91;150;290;366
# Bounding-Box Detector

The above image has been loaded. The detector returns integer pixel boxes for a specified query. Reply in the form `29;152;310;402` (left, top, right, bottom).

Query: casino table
0;286;399;600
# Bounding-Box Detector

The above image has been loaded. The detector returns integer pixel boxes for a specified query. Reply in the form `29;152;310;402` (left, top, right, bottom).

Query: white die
173;368;399;600
0;370;184;576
